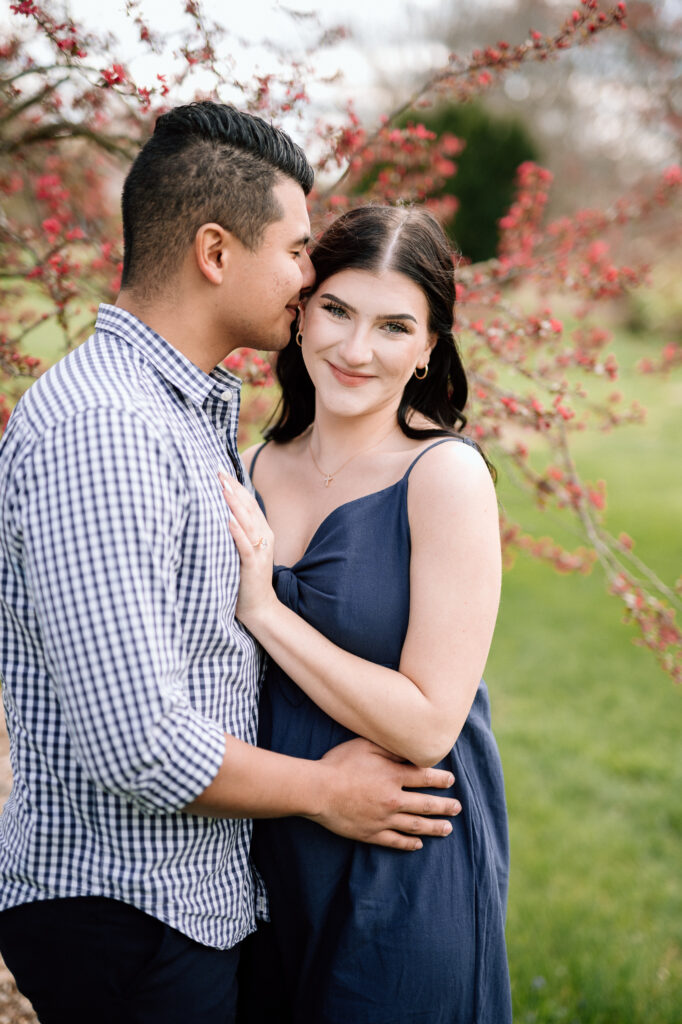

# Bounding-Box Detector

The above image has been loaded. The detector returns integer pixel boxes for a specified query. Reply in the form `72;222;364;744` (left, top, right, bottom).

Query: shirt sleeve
17;406;226;814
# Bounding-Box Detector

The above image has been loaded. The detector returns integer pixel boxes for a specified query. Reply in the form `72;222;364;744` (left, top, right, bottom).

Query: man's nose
300;250;315;291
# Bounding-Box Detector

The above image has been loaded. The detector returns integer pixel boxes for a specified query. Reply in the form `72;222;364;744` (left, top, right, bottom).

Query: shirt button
219;391;232;402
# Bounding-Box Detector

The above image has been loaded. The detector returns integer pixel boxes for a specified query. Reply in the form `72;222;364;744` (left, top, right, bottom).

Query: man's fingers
401;764;455;790
400;793;461;819
372;831;424;851
392;812;456;837
368;815;458;848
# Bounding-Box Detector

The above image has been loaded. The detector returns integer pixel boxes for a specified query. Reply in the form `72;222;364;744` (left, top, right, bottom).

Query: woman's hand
218;473;278;629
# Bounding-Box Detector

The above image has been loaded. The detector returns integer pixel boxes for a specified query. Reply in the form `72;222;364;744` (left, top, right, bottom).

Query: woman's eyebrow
320;292;356;312
376;312;417;323
320;292;417;323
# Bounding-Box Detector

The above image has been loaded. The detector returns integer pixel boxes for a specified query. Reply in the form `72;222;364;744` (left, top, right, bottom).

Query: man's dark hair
120;101;314;295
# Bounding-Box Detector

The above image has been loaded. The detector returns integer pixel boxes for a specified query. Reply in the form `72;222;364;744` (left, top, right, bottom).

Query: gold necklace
308;430;394;487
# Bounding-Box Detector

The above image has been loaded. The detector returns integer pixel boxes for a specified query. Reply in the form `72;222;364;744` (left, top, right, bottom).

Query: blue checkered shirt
0;304;263;949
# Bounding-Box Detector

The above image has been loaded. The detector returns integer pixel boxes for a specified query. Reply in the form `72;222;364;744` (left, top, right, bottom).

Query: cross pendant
324;474;334;487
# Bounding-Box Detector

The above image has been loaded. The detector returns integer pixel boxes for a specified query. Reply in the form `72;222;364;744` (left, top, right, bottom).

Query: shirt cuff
130;712;227;815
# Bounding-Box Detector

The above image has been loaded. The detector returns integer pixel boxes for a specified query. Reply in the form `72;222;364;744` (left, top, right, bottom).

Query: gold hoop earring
414;364;428;380
296;332;303;347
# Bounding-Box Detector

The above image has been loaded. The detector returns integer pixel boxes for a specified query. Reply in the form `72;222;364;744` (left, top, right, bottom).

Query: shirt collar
95;303;242;408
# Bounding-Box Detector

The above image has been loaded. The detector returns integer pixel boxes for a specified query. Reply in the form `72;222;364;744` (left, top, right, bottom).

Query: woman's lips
328;361;374;387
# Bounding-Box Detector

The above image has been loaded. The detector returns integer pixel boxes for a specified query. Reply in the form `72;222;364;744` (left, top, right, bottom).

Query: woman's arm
222;441;501;767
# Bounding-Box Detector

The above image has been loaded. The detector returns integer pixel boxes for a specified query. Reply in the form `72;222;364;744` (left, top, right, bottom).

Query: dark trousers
0;896;240;1024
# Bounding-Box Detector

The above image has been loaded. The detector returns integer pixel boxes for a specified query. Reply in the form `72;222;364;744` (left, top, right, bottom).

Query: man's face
221;177;314;353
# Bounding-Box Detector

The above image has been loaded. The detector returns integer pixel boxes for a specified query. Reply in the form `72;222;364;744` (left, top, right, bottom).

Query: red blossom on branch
223;350;275;389
101;64;126;86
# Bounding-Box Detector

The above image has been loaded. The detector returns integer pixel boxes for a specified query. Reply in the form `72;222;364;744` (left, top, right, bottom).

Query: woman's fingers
218;471;276;627
226;504;273;571
219;474;257;505
219;472;272;548
219;473;252;519
226;504;256;561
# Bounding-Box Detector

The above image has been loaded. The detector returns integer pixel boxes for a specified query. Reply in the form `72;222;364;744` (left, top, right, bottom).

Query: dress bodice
270;474;414;669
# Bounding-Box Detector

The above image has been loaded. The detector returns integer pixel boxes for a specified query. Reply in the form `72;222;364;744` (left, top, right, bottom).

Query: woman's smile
327;361;375;387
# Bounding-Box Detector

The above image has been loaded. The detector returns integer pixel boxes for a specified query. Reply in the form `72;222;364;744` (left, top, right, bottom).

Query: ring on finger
252;536;268;549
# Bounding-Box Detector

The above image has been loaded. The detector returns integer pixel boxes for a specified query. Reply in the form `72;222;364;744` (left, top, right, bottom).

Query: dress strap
404;435;479;479
247;440;271;487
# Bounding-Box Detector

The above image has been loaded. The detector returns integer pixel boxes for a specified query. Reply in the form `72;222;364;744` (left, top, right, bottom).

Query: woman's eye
322;302;348;319
383;321;409;334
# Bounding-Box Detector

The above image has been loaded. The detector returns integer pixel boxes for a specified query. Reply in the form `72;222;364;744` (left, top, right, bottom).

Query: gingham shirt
0;304;263;949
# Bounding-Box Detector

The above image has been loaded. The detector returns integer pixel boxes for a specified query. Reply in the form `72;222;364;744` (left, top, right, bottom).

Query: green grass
485;329;682;1021
489;562;682;1022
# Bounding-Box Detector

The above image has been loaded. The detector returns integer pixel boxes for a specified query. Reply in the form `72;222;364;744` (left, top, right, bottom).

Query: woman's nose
339;325;372;366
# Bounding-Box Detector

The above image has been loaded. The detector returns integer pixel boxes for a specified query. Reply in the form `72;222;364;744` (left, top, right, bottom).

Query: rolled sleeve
18;407;226;813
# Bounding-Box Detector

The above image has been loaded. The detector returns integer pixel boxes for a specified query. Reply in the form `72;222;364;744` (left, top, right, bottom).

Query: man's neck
115;289;226;374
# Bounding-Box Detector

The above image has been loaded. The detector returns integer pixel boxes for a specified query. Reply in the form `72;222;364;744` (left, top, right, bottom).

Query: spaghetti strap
247;440;271;487
404;435;479;479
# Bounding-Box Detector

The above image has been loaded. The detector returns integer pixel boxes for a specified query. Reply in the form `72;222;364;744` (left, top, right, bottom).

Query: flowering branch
319;1;628;198
1;0;680;682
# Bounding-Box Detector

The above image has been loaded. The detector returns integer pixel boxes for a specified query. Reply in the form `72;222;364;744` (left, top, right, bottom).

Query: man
0;103;458;1023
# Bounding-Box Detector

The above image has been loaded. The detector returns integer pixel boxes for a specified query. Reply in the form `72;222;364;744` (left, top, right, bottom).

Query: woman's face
299;268;436;420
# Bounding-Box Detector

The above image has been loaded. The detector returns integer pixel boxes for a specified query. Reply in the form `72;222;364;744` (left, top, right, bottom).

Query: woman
222;205;511;1023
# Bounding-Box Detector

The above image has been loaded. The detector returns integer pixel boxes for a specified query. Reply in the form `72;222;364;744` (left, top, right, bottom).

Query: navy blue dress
237;439;511;1024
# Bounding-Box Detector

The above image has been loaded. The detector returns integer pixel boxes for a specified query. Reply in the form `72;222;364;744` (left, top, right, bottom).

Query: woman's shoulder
406;435;496;514
241;434;308;482
240;441;266;475
408;433;488;472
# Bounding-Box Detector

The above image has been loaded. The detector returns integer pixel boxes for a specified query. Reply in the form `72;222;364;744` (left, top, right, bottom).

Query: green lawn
486;328;682;1021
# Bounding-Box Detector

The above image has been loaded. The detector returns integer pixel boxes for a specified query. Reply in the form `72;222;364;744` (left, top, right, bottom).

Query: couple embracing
0;101;511;1023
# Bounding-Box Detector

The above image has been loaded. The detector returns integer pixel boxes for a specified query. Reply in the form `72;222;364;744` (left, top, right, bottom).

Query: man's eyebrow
293;235;310;248
320;292;417;323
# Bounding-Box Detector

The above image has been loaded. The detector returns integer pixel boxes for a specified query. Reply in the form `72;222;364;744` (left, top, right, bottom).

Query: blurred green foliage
400;102;539;262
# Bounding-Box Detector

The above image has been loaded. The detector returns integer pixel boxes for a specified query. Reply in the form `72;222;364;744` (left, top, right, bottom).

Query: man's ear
194;223;231;285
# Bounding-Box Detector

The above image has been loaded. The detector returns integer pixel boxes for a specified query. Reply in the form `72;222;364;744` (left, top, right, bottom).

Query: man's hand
310;737;460;851
185;734;459;847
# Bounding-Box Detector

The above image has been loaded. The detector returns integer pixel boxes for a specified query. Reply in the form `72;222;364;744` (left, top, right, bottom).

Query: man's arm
20;407;226;814
185;735;460;851
20;408;458;844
